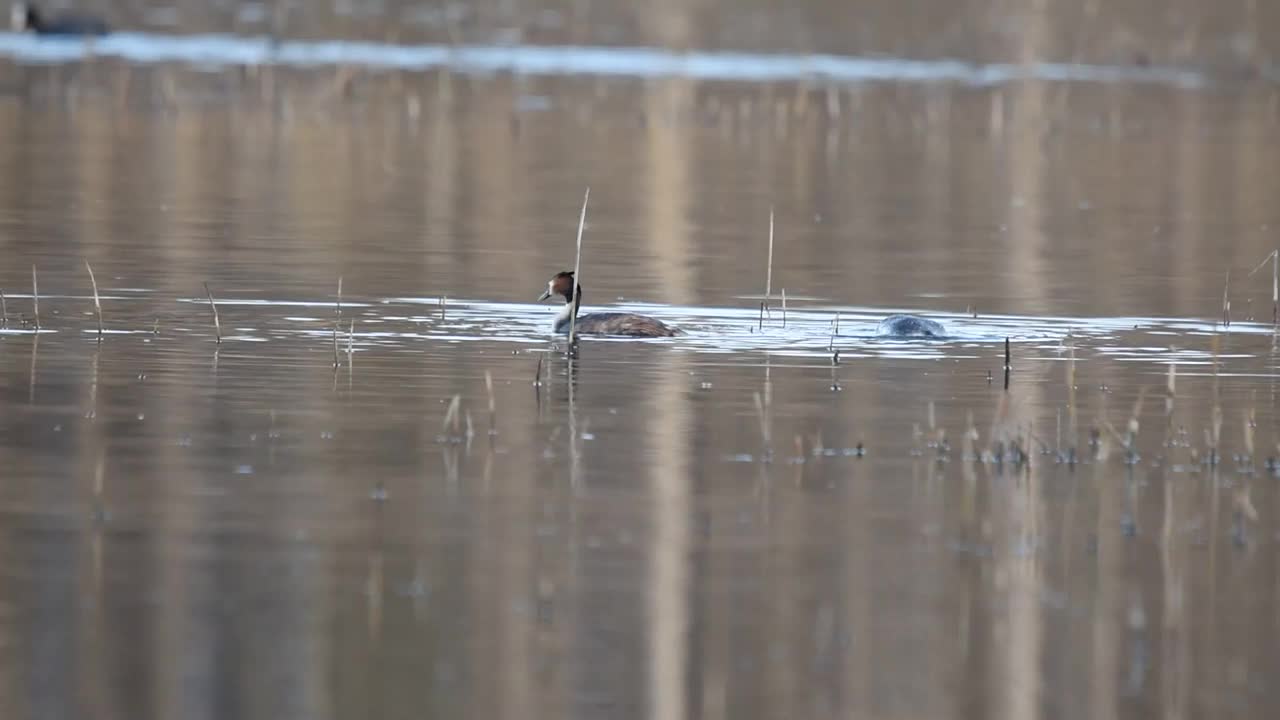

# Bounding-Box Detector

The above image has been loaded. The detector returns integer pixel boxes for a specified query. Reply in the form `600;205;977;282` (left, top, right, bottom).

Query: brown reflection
641;3;695;705
994;3;1048;719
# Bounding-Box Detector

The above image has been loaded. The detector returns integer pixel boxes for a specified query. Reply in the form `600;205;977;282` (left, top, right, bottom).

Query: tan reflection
993;1;1049;717
643;36;695;715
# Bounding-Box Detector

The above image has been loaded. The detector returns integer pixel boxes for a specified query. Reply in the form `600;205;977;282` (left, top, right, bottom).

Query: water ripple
0;32;1210;88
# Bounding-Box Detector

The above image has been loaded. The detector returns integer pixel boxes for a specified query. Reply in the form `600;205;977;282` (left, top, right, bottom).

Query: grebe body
538;271;681;338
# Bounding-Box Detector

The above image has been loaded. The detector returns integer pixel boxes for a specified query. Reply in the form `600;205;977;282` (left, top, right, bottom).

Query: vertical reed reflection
643;41;695;714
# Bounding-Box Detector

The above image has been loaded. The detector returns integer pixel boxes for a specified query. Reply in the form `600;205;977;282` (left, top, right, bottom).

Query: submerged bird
538;271;681;338
876;314;947;338
10;3;109;36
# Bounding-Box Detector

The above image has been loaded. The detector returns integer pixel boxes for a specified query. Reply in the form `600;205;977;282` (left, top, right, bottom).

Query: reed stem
1003;338;1011;390
31;265;39;330
334;276;343;367
1222;270;1231;327
753;390;772;458
203;282;221;343
485;370;496;436
759;208;774;330
85;260;103;337
568;187;589;345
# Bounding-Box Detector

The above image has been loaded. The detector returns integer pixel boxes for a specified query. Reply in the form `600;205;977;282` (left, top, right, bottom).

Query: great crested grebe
10;3;109;35
876;314;947;338
537;271;681;338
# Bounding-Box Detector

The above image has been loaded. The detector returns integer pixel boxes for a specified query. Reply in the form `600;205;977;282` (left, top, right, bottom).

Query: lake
0;3;1278;719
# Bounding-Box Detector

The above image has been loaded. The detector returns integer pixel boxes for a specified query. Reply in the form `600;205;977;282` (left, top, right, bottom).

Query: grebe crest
876;314;946;338
537;271;681;338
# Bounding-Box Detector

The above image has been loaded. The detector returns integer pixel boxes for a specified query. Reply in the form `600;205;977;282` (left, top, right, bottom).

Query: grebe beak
537;289;552;302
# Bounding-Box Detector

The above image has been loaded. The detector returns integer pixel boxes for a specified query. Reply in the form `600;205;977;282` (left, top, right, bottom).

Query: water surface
1;7;1279;720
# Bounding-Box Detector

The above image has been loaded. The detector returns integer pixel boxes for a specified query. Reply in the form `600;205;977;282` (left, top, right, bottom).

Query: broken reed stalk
1124;387;1146;461
203;282;222;343
1244;406;1255;462
781;288;787;327
1248;249;1278;327
1066;341;1078;460
31;265;39;330
753;390;772;458
0;288;7;327
485;370;496;435
1003;337;1011;390
568;187;590;345
442;394;462;436
759;208;775;330
333;276;343;368
85;260;103;337
1222;270;1231;327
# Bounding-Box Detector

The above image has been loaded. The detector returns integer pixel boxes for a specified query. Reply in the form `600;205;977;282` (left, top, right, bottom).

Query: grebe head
537;271;579;304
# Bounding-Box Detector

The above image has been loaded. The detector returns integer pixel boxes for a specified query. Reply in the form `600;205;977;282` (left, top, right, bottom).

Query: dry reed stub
963;411;979;462
753;390;772;461
31;265;39;330
333;277;343;368
1003;337;1011;390
1222;270;1231;327
439;394;463;443
484;370;496;436
85;260;103;337
1208;402;1223;467
926;400;949;457
203;282;222;343
0;288;7;327
1239;407;1256;472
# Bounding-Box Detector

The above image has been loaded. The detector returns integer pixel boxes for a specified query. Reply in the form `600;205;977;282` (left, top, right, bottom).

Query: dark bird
538;271;681;338
876;314;946;337
11;3;109;36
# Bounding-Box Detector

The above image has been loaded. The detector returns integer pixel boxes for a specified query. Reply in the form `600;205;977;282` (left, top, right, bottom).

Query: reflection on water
1;6;1280;720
